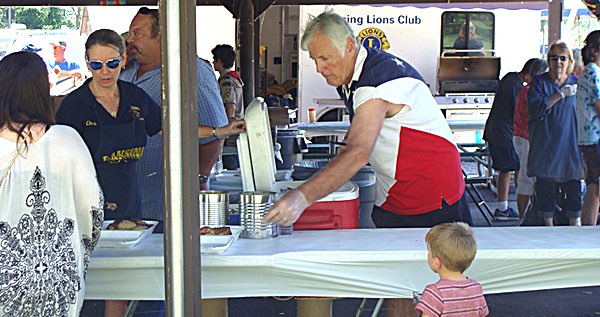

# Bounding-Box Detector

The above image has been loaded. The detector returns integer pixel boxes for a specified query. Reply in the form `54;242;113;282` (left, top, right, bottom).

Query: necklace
0;149;19;188
89;82;119;118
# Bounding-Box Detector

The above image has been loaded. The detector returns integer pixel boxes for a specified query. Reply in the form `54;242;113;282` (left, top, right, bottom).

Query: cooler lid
237;97;277;192
275;181;359;202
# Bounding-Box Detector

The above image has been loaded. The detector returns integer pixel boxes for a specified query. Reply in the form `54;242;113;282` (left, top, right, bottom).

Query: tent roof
7;0;550;21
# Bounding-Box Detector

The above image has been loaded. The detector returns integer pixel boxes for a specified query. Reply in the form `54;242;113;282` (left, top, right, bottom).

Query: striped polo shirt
416;278;489;316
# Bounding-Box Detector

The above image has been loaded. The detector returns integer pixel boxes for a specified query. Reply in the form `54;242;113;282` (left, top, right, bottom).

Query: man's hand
220;120;246;137
560;84;577;98
263;189;309;226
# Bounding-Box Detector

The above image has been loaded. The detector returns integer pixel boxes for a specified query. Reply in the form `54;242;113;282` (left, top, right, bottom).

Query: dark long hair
0;51;54;148
582;30;600;65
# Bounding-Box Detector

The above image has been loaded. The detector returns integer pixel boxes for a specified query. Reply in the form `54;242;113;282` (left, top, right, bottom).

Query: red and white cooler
237;98;360;230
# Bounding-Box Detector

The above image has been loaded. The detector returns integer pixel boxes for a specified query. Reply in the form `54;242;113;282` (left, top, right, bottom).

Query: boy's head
425;222;477;273
211;44;236;70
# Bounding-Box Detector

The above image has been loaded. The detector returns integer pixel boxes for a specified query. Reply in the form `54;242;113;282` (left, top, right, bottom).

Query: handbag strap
0;150;19;188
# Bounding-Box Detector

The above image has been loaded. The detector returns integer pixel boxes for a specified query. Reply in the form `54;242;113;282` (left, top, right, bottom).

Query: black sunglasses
549;55;568;62
87;57;122;71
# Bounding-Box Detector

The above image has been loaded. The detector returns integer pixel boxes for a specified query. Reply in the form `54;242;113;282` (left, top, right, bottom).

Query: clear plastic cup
278;223;293;236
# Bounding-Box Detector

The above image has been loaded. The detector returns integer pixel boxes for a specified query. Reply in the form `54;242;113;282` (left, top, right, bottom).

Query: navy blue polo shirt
56;79;161;219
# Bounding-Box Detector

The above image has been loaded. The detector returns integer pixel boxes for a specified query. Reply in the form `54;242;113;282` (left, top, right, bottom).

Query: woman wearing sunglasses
57;28;161;226
526;40;585;226
58;28;244;220
56;28;244;316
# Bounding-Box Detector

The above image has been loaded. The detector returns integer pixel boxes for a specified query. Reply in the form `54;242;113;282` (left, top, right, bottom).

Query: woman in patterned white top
576;30;600;226
0;51;104;317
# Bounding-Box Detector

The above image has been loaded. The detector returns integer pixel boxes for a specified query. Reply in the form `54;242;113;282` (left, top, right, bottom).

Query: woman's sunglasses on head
87;57;122;70
549;55;568;62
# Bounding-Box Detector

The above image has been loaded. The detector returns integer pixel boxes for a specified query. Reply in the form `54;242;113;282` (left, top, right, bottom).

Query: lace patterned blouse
0;125;104;317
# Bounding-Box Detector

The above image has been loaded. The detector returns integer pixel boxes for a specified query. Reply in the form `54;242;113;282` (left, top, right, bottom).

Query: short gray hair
300;10;359;55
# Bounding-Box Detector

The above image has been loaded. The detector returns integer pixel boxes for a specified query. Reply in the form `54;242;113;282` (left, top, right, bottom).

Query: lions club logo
358;27;390;51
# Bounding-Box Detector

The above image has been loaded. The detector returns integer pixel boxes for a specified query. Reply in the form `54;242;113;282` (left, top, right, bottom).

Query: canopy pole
548;0;562;45
161;0;201;316
239;0;256;105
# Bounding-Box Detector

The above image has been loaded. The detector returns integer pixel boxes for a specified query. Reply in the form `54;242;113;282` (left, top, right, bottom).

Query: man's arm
196;58;229;189
264;98;390;225
199;139;224;190
224;103;236;119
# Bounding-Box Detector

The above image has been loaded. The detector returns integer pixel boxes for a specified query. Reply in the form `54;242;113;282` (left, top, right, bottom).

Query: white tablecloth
86;227;600;300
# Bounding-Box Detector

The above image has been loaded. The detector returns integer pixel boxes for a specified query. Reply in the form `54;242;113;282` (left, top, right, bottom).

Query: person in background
47;40;83;83
212;44;245;120
483;58;548;221
527;40;585;226
415;222;488;317
0;51;103;317
452;22;484;56
575;30;600;226
122;8;242;316
120;7;229;224
512;59;549;219
265;11;469;317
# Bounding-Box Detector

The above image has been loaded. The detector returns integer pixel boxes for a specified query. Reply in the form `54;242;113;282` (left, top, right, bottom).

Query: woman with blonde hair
527;40;585;226
453;22;484;56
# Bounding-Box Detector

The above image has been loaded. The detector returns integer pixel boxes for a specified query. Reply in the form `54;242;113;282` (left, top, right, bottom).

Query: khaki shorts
513;136;535;195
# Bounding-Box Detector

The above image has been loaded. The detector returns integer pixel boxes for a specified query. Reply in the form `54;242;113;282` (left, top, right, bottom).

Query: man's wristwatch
199;173;209;184
212;126;226;139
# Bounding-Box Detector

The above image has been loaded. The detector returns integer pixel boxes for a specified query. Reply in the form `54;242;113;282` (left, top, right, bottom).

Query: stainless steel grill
434;54;500;143
435;93;493;144
437;55;501;95
435;93;494;111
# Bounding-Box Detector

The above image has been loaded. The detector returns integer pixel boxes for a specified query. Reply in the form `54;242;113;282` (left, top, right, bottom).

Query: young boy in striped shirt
416;223;489;317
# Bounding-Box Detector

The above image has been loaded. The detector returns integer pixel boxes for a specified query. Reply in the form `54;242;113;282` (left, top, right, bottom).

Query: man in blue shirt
47;40;82;84
118;7;229;317
120;7;228;223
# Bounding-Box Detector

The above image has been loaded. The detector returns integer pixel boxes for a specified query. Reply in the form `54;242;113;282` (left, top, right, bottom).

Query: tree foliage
1;7;80;30
0;8;7;29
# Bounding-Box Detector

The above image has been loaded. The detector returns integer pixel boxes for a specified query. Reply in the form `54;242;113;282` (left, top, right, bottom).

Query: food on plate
200;226;232;235
107;219;153;231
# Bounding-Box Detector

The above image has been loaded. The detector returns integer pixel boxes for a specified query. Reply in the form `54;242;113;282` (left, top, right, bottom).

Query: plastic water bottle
278;224;293;236
276;189;293;235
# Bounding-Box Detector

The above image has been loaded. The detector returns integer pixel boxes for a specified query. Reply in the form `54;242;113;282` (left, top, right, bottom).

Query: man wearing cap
47;40;82;83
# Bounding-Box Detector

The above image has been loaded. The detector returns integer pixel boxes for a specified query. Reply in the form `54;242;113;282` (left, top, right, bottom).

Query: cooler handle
295;216;342;230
